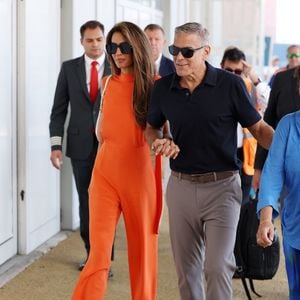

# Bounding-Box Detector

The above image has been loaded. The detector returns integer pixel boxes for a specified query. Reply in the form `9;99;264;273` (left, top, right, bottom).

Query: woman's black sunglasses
106;42;133;55
168;45;206;58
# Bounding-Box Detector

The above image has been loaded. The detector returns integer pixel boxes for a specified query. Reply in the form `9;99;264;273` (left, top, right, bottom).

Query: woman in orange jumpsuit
71;21;162;300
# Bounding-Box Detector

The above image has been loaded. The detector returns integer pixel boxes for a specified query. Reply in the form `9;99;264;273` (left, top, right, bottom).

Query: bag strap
95;75;111;141
100;75;112;113
249;279;262;298
240;277;263;300
241;277;252;300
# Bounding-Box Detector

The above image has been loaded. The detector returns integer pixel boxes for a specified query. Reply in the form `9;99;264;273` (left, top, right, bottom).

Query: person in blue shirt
257;110;300;300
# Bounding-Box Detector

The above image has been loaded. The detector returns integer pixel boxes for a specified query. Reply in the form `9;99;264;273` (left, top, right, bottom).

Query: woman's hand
256;219;274;248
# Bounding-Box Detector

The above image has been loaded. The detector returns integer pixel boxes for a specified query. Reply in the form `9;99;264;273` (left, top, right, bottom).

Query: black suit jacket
158;55;175;77
254;67;300;169
49;55;111;160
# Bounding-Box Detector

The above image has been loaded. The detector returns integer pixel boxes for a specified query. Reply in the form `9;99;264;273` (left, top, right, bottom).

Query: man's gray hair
175;22;209;44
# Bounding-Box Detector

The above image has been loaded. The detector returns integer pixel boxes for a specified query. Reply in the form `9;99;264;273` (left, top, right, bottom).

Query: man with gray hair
146;22;274;299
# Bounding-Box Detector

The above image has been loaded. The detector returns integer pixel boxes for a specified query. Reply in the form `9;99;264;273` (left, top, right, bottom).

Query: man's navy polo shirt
147;62;261;174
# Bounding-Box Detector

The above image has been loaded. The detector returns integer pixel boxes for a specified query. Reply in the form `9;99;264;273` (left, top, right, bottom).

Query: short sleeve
147;80;166;128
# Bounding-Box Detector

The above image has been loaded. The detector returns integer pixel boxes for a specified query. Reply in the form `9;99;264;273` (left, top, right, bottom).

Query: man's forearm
162;121;173;140
254;145;268;170
249;120;274;150
258;125;274;150
145;123;163;146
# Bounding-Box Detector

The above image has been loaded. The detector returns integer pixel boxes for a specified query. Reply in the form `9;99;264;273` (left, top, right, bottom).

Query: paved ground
0;204;288;300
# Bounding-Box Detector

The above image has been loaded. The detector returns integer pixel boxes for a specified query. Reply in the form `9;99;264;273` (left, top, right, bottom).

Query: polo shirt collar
171;61;217;90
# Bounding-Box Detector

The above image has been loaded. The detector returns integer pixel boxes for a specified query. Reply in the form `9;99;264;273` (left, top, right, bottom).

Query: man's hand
151;138;180;159
241;60;260;85
50;150;63;170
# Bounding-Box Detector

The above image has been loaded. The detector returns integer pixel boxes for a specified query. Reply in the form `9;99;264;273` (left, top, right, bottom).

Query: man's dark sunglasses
106;42;133;55
168;45;206;58
224;68;243;76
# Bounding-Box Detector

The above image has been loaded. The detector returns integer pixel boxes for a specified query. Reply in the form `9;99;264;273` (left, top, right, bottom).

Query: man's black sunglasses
224;68;243;76
106;42;133;55
168;45;206;58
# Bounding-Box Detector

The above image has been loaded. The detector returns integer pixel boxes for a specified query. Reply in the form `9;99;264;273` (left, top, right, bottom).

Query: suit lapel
158;55;165;75
77;55;90;101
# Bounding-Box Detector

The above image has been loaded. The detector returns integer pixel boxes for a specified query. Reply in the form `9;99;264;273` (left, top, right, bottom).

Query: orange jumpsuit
71;73;162;300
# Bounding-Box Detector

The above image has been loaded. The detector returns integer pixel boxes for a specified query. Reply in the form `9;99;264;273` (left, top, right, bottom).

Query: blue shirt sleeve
257;114;291;219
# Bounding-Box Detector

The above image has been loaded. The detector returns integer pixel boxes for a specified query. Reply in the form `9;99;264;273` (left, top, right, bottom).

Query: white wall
17;0;61;254
0;0;17;265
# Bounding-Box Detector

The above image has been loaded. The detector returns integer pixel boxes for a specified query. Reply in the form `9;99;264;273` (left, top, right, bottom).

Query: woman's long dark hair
106;21;156;128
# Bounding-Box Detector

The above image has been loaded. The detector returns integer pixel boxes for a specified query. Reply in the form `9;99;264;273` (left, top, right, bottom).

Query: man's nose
176;51;185;59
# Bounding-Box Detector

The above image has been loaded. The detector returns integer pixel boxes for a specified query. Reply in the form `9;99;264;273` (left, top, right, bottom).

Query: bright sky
276;0;300;44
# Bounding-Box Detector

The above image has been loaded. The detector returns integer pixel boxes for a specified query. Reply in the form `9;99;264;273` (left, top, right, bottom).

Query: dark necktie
90;61;98;103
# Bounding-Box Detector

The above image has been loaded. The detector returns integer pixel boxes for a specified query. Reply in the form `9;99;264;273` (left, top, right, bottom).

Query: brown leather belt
171;170;238;184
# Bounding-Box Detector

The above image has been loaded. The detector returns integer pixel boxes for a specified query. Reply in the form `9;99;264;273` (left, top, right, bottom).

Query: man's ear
203;45;211;59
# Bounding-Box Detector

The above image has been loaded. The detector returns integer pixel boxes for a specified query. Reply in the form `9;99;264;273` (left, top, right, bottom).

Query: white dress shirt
84;53;105;92
155;53;163;75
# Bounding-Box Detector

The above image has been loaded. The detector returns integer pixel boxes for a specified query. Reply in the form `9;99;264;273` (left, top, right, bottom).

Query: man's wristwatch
253;78;262;86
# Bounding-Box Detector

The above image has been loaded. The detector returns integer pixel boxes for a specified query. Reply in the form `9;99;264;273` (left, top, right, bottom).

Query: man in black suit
49;20;113;275
144;23;175;77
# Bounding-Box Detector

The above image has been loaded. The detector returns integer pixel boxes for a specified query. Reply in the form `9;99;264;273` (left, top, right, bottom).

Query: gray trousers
166;172;242;300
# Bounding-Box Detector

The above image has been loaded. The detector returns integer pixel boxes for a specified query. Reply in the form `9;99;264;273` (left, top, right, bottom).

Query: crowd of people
49;19;300;300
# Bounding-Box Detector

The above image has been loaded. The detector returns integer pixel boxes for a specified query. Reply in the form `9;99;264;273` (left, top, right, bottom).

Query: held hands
151;138;180;159
256;220;274;248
